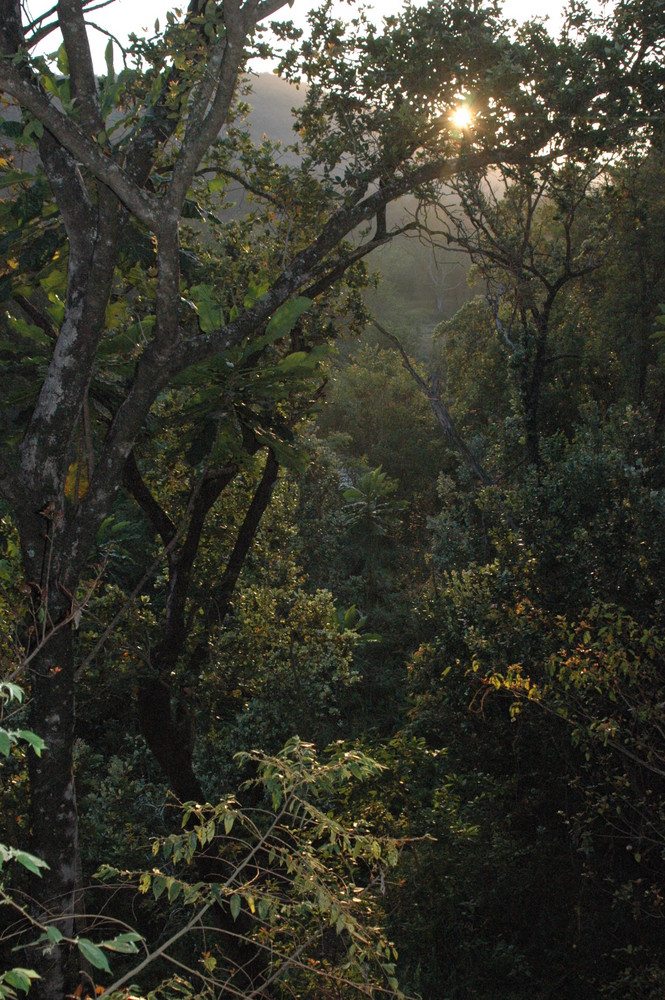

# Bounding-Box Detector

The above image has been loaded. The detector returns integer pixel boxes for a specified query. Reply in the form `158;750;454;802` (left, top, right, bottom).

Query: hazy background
27;0;570;71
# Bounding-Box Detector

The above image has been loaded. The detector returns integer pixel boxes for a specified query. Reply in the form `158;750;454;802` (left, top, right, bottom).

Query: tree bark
130;450;279;803
27;595;79;997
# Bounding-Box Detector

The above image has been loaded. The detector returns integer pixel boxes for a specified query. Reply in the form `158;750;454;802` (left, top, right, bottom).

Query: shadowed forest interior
1;1;665;997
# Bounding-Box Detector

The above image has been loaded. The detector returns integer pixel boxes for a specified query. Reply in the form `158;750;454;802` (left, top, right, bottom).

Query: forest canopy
1;0;665;997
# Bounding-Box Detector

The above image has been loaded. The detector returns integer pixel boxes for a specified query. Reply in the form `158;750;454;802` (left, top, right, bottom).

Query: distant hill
242;72;304;149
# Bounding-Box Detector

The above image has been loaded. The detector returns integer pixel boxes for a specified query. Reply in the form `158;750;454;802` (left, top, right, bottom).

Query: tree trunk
134;450;280;804
28;599;79;998
522;323;548;468
137;674;205;804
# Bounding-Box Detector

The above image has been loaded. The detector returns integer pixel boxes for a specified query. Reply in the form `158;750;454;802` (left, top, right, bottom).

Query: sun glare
451;105;474;130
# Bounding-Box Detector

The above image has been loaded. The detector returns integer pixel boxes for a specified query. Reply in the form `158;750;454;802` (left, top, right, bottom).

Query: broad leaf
77;938;111;973
264;297;311;342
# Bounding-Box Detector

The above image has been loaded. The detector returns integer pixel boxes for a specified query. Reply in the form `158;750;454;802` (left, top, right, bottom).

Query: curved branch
203;165;284;207
122;450;177;549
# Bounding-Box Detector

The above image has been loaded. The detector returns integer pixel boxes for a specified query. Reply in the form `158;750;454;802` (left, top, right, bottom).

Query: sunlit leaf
264;297;311;342
14;851;48;876
2;968;40;993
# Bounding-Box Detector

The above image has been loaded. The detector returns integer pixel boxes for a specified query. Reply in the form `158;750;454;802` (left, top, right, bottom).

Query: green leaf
100;931;142;954
223;812;235;835
264;297;311;342
0;170;37;190
40;73;60;100
58;77;72;109
0;683;23;704
276;351;309;373
152;874;167;900
230;894;241;921
77;938;111;973
207;175;228;194
243;278;270;310
14;851;48;876
56;44;69;75
0;731;11;757
104;40;115;82
46;926;64;944
167;878;182;902
3;968;40;993
15;731;46;757
190;283;224;333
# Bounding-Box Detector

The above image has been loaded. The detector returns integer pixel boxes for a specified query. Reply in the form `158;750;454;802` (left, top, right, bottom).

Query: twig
6;562;107;684
98;794;293;998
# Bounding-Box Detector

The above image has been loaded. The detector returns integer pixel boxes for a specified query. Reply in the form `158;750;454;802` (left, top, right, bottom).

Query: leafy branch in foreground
0;681;45;999
0;682;144;999
95;738;406;999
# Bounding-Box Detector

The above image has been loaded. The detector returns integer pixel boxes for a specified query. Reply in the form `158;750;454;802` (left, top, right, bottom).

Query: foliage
0;685;45;1000
573;150;665;410
491;604;665;850
2;1;665;997
0;685;145;998
94;738;403;999
198;580;362;790
318;345;448;509
342;467;408;537
405;403;665;993
435;298;511;438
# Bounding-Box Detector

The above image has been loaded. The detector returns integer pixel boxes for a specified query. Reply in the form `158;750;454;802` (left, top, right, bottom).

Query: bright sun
451;105;473;130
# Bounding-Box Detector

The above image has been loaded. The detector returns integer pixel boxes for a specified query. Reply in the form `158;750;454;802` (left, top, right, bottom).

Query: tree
1;0;663;994
565;149;665;419
423;160;608;465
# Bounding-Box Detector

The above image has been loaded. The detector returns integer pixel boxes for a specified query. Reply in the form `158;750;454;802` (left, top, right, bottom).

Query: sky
27;0;568;71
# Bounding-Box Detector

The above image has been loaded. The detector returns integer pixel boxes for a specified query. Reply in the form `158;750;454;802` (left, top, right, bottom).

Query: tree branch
14;294;58;341
0;64;158;227
57;0;103;138
211;447;280;628
375;320;522;535
122;450;177;550
160;465;238;660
